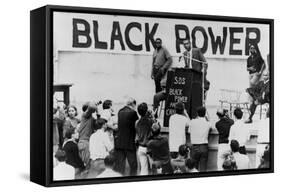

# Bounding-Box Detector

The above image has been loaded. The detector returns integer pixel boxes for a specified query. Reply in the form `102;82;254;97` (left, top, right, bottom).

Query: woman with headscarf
247;44;265;87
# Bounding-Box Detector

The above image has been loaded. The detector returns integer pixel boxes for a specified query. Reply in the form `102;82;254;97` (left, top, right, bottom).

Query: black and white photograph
50;8;272;183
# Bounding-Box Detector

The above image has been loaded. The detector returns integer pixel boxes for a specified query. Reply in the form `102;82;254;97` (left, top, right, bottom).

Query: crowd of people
53;97;270;180
52;39;270;180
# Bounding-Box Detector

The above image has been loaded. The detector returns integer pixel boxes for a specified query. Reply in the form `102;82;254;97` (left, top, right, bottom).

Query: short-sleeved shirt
228;120;250;147
188;117;212;144
153;47;171;69
169;114;190;152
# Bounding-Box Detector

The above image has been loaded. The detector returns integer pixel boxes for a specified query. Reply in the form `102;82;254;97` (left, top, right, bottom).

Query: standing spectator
53;149;75;180
53;101;66;152
100;100;117;130
97;154;123;178
185;158;199;173
169;102;190;158
100;100;117;145
215;109;234;170
63;128;85;179
114;98;139;176
151;38;172;94
228;108;250;154
77;101;97;168
230;140;250;170
135;102;153;175
188;106;212;172
63;105;80;139
88;118;114;178
147;122;173;174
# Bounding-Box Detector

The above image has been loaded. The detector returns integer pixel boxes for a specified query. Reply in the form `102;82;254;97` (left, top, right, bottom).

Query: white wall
55;51;250;108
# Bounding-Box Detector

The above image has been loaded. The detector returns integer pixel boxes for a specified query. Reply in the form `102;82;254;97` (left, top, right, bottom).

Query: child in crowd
171;144;190;173
53;149;75;180
147;122;173;175
63;127;86;179
97;153;122;178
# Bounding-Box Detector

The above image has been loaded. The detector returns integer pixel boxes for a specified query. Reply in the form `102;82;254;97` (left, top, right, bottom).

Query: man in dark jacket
114;98;139;176
215;109;234;170
180;39;210;93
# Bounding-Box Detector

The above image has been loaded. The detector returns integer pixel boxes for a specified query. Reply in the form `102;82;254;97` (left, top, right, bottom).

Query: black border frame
30;4;274;187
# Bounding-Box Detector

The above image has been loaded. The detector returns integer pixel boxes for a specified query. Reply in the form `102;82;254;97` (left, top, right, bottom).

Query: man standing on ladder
151;38;173;118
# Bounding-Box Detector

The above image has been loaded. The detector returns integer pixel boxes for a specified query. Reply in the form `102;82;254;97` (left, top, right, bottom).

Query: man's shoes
245;119;253;124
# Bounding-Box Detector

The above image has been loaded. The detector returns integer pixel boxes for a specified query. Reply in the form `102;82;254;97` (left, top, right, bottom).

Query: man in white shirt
169;102;190;158
88;118;114;178
230;140;250;170
228;108;250;154
188;106;212;172
53;149;75;181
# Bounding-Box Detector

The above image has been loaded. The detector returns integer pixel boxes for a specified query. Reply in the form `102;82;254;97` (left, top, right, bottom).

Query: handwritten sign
163;68;203;127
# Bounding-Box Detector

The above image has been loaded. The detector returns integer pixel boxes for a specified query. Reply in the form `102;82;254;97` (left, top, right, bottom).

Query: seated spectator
169;102;190;159
153;90;166;119
171;144;190;173
185;158;199;173
230;140;250;170
63;127;85;179
188;106;212;172
147;122;173;174
135;102;154;175
88;118;114;178
53;149;75;180
222;152;237;170
97;153;123;178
